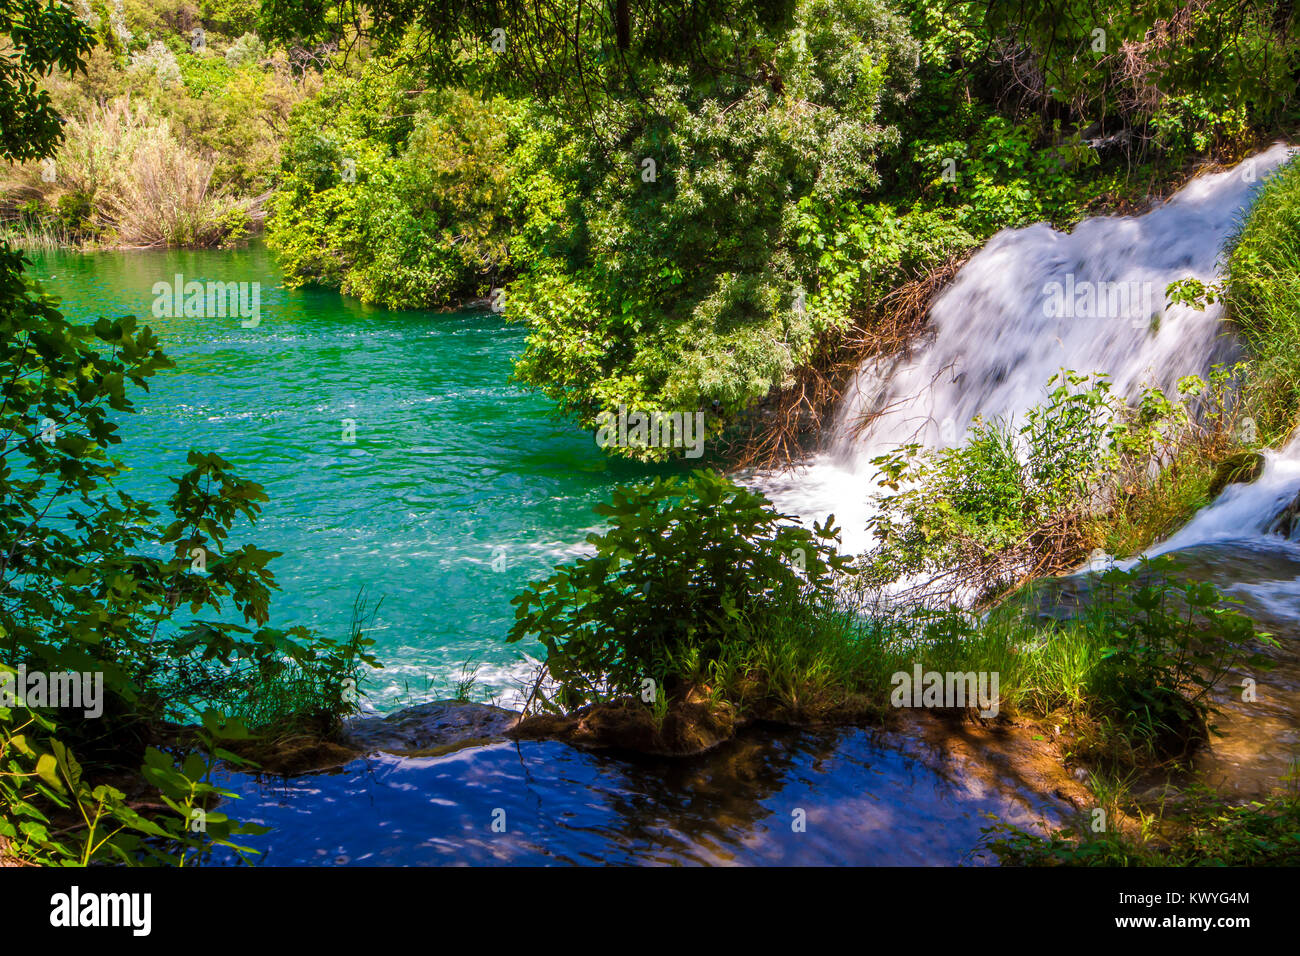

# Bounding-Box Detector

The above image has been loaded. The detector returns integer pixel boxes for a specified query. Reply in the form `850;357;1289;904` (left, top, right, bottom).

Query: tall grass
1227;155;1300;442
0;219;75;250
1;98;253;248
651;558;1269;772
1092;445;1222;557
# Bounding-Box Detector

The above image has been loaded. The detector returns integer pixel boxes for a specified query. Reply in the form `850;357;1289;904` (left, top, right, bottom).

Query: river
27;241;1074;865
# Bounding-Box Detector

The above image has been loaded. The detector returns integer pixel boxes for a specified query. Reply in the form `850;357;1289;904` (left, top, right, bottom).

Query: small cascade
754;144;1296;555
1151;436;1300;556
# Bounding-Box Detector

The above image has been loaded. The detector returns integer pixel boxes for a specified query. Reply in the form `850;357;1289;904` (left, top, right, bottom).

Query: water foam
753;145;1296;555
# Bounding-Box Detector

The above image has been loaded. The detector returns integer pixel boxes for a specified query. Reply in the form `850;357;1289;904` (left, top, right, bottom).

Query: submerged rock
512;697;738;756
342;699;521;756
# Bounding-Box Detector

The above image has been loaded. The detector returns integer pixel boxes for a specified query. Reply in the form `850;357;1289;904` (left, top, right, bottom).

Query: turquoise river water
29;243;670;709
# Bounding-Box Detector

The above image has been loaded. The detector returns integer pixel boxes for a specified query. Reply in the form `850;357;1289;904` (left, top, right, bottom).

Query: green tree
0;0;96;162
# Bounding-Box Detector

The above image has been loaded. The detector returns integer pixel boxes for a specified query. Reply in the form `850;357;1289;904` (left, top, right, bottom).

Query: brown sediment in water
511;692;1086;811
903;711;1094;812
225;736;361;776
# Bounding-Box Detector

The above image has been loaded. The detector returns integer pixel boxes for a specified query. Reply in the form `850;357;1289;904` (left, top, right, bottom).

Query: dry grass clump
1;98;255;248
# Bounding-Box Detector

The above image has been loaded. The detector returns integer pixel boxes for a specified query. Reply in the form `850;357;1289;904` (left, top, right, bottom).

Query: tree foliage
0;0;96;162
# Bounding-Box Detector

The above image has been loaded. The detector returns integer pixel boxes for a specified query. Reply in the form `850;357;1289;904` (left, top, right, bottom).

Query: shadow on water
214;725;1069;866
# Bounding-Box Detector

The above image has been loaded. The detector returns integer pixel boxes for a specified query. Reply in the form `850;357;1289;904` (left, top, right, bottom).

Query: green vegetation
984;777;1300;865
1224;157;1300;442
511;470;1273;771
266;60;548;307
13;1;1300;445
1;0;317;247
0;2;374;866
6;0;1300;869
255;0;1300;452
862;366;1256;604
508;470;852;711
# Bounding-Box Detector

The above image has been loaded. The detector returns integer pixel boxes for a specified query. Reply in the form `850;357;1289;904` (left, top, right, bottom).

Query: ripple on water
215;727;1067;866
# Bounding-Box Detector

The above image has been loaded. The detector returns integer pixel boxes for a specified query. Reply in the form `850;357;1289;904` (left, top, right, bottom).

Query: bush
93;108;252;246
128;39;182;88
953;0;1297;156
865;372;1127;601
863;367;1243;601
224;31;266;69
268;68;550;307
3;7;317;246
507;470;852;709
1074;560;1272;762
505;466;1269;763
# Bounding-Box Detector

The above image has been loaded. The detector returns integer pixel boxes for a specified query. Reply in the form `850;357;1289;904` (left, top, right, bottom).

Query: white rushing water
1151;433;1300;555
754;143;1298;556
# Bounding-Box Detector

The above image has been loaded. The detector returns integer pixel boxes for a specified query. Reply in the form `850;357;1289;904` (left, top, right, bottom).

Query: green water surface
26;243;663;710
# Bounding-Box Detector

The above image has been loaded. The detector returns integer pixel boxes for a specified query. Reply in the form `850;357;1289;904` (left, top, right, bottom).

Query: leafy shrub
864;369;1231;601
1;703;268;865
128;39;182;88
958;0;1297;156
506;0;919;434
0;247;374;863
866;371;1127;600
267;59;548;306
1076;559;1273;762
224;31;266;69
507;470;852;709
3;7;317;244
1;97;256;246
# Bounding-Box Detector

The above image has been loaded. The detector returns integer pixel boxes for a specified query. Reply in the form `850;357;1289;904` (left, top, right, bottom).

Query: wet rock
342;700;520;757
512;697;738;756
1208;451;1265;499
240;737;361;776
1267;490;1300;540
1135;783;1188;806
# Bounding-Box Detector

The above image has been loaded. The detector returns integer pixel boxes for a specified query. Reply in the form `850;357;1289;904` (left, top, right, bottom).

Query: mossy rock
512;695;738;756
342;699;520;757
1207;451;1265;498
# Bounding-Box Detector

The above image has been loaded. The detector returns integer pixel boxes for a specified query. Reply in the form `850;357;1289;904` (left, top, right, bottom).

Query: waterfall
754;143;1297;556
1149;435;1300;555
